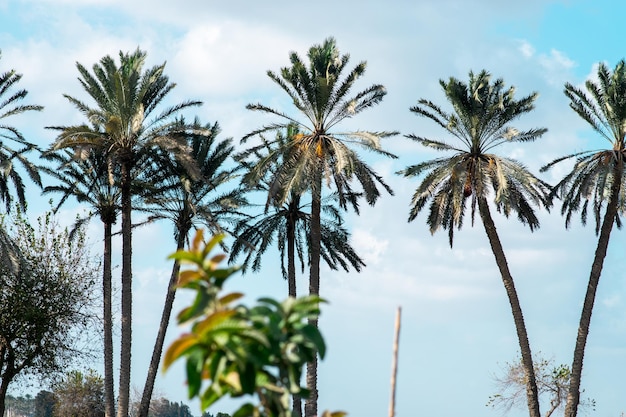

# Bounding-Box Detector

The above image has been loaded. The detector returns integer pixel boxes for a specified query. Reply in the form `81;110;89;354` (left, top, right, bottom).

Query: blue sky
2;0;626;416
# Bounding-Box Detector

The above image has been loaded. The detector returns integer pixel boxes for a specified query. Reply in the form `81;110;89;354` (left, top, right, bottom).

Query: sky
1;0;626;416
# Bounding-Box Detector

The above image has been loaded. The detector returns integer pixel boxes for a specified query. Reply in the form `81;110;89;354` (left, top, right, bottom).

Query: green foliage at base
163;231;345;417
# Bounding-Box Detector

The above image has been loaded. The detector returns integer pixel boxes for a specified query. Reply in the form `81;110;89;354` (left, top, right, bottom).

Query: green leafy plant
163;230;345;417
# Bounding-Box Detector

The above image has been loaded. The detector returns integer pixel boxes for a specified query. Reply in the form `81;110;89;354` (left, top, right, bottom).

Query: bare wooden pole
389;306;402;417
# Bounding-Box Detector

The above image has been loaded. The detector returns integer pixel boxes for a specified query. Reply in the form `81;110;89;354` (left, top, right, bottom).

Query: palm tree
41;148;119;417
49;48;203;417
234;127;365;417
540;60;626;417
136;118;245;417
0;50;43;271
244;37;396;417
398;70;549;417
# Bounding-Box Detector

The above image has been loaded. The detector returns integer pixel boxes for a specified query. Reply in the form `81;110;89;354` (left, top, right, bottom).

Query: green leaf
232;403;257;417
300;324;326;358
162;333;197;371
186;347;205;398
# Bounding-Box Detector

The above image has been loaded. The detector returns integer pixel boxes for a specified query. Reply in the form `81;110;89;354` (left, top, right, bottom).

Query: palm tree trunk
103;220;115;417
117;160;133;417
287;198;298;299
305;169;322;417
564;161;623;417
137;231;187;417
287;200;301;417
477;196;541;417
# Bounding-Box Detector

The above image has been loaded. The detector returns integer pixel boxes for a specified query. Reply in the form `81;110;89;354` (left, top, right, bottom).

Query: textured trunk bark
0;355;15;417
117;160;133;417
287;198;297;299
137;231;186;417
103;220;115;417
0;372;10;417
477;197;541;417
287;200;302;417
564;160;622;417
305;170;322;417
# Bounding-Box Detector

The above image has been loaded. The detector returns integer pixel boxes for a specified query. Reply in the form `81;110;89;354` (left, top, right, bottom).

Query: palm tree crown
542;60;626;230
141;118;245;242
243;37;397;209
400;70;550;245
0;51;43;273
0;50;43;212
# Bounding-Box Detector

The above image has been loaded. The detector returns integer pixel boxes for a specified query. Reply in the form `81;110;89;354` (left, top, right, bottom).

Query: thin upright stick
389;306;402;417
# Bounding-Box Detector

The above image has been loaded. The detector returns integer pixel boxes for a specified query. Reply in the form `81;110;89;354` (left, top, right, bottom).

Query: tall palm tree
0;50;43;271
235;127;364;417
398;70;549;417
540;60;626;417
41;148;119;417
244;37;396;417
136;118;245;417
48;48;203;417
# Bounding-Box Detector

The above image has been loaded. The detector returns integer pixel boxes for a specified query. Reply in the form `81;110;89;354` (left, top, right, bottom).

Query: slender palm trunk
103;220;115;417
287;197;298;298
477;197;541;417
117;160;133;417
287;198;301;417
138;230;187;417
564;161;623;417
305;170;322;417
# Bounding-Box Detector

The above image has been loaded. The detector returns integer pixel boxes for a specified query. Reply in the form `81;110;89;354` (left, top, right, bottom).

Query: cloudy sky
2;0;626;416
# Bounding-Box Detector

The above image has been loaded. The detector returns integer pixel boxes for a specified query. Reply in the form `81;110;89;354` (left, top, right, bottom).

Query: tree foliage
488;354;595;417
52;369;105;417
0;211;99;416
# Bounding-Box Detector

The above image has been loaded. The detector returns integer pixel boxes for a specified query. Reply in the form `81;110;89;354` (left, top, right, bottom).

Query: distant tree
4;393;34;417
33;390;54;417
0;211;99;416
52;370;105;417
488;354;595;417
148;397;193;417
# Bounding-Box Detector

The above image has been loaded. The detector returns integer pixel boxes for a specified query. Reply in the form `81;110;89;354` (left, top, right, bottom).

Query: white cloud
602;294;621;308
351;228;389;265
519;40;536;58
